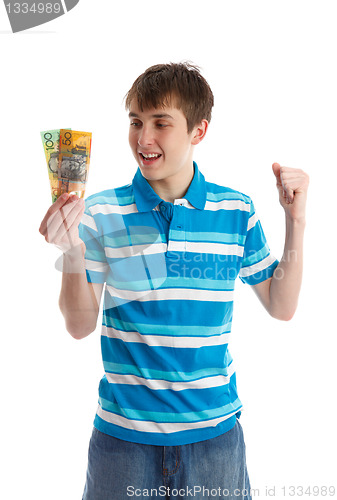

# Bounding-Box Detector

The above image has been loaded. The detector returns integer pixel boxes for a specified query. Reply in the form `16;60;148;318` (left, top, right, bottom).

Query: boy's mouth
139;152;162;165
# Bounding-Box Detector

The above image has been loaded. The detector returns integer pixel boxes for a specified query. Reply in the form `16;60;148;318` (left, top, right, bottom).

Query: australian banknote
41;128;92;202
41;129;68;202
58;129;92;199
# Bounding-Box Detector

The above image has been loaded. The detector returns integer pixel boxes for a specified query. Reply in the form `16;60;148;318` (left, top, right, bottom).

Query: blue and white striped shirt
78;162;279;445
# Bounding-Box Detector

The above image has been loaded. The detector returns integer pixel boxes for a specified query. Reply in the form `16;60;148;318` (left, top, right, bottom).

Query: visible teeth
142;153;160;158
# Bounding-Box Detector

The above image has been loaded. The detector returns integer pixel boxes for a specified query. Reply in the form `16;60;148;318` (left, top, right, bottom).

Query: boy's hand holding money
39;193;85;255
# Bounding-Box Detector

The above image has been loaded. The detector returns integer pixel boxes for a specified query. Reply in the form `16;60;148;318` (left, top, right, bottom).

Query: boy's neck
145;162;195;204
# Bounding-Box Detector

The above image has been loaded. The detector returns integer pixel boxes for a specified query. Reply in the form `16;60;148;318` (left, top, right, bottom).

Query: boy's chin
139;167;160;179
139;165;169;182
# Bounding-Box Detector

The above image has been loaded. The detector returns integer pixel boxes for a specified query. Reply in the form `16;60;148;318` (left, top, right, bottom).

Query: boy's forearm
269;216;306;320
59;243;99;339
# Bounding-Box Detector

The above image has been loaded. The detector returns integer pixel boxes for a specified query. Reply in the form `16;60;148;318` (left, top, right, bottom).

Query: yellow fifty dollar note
58;130;92;199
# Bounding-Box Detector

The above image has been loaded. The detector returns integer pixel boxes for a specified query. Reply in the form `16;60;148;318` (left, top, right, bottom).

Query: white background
0;1;336;499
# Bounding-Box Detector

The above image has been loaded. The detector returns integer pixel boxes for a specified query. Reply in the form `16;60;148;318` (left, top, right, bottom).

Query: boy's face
128;99;206;184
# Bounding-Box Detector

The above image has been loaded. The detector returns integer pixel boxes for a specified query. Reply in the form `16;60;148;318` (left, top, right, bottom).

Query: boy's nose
137;126;154;147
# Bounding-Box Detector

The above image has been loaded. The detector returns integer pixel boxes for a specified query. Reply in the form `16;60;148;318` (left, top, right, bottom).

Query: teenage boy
39;62;309;500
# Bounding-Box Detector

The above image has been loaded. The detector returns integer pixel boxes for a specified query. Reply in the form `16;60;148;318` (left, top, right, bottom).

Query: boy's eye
156;123;168;128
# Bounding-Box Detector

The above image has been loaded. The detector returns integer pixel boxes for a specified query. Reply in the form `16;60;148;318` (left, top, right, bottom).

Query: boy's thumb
272;162;281;178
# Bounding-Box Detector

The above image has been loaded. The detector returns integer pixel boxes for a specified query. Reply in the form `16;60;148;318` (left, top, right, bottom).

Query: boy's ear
191;119;208;145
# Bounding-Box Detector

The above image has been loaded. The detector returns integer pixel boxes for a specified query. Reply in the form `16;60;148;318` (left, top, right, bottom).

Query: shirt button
161;206;166;211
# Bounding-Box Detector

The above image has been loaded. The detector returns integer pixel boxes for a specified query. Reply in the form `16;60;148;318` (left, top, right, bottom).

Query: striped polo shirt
78;161;279;446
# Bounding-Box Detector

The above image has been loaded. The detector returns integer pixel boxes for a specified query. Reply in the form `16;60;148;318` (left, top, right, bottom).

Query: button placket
167;200;186;255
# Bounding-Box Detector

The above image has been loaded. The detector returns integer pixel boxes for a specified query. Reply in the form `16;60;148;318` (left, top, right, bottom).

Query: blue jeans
82;419;251;499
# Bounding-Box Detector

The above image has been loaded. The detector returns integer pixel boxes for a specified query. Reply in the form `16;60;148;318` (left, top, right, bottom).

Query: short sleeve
239;199;279;285
78;203;109;284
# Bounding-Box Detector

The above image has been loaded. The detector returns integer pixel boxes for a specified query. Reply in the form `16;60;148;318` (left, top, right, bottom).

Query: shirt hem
93;411;241;446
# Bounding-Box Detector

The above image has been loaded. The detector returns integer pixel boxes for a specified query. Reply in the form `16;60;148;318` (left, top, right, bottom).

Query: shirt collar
132;161;207;212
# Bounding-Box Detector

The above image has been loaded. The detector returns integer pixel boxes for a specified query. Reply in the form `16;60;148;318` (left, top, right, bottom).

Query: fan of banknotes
41;129;92;203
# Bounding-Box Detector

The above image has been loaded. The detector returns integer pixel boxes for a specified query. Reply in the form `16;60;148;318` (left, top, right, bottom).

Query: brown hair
124;62;214;133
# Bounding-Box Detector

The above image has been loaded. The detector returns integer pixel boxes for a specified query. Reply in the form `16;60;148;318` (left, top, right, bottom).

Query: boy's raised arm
251;162;309;321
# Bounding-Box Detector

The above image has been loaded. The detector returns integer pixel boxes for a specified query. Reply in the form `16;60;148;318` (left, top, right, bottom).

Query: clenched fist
272;163;309;222
39;192;85;254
